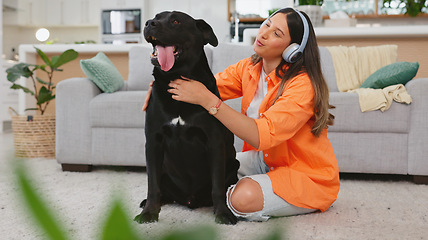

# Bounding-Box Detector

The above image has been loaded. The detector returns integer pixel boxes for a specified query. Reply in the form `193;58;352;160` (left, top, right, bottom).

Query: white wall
145;0;230;43
0;0;3;59
0;0;6;132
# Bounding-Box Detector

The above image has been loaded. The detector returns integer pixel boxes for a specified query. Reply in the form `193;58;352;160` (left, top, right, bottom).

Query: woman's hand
169;77;260;149
168;77;219;110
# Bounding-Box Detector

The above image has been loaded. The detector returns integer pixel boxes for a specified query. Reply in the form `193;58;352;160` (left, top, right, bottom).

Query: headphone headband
293;10;309;58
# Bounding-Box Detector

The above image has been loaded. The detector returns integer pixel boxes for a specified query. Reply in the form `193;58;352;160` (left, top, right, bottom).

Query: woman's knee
229;178;264;213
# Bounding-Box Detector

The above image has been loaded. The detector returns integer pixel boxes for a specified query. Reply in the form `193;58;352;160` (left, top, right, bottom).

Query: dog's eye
172;20;180;25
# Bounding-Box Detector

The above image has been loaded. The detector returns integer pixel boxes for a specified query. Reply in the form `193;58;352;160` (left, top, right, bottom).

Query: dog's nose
146;20;157;27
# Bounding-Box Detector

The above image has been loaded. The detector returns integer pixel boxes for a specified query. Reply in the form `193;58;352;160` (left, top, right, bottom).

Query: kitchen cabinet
62;0;97;26
87;0;101;26
101;0;144;10
45;0;62;25
3;0;27;26
4;0;100;27
3;0;46;26
27;0;46;26
46;0;100;26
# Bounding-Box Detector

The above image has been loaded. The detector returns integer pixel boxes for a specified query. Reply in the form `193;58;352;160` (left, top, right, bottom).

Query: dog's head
144;11;218;72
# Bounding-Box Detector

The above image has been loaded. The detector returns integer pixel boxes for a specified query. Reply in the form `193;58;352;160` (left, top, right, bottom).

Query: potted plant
296;0;324;27
383;0;428;17
6;47;78;158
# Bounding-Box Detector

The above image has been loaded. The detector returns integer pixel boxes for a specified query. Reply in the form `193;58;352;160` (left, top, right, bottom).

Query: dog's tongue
156;45;175;71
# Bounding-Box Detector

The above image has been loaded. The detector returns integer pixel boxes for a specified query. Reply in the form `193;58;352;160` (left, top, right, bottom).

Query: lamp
35;28;50;42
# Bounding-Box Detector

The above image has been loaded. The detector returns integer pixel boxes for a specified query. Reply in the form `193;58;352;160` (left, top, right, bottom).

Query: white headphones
261;8;309;63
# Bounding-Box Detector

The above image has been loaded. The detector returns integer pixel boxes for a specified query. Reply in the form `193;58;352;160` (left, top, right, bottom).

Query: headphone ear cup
282;43;300;63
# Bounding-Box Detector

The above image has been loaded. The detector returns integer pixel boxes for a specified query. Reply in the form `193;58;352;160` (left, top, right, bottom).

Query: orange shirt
215;57;340;211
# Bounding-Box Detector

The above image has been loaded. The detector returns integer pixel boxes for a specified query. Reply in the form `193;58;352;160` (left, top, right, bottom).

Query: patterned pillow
360;62;419;89
80;52;124;93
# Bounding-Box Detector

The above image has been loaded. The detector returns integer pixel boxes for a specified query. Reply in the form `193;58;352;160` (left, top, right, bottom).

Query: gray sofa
56;43;428;183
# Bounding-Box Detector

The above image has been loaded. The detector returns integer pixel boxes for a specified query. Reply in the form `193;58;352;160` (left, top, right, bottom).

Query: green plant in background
383;0;428;16
298;0;324;6
14;161;284;240
74;40;97;44
268;8;280;16
6;47;78;115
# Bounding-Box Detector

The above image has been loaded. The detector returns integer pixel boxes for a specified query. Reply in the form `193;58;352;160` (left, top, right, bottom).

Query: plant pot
10;113;56;159
296;5;323;27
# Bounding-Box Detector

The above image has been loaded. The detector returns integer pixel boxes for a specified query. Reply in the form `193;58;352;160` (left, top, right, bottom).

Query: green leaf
298;0;323;5
101;199;141;240
10;83;35;95
35;47;52;67
36;77;54;86
261;229;283;240
37;86;55;105
34;64;49;73
161;226;217;240
52;49;78;69
6;63;33;82
15;164;69;240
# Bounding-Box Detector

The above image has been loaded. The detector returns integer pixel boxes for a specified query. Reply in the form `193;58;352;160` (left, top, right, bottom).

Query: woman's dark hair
251;8;334;137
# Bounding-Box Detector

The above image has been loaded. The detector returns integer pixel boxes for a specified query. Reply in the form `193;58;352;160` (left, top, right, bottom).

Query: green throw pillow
80;52;124;93
360;61;419;89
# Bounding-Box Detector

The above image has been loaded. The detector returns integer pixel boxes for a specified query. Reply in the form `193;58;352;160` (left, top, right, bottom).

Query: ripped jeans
226;151;316;221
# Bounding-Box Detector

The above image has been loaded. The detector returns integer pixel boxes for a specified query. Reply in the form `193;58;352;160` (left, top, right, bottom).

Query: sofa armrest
406;78;428;175
56;77;101;165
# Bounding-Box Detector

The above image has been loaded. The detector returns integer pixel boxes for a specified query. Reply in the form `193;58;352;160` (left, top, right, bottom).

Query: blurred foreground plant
14;162;283;240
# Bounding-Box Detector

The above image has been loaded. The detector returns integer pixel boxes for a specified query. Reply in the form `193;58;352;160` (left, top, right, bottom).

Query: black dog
134;11;239;225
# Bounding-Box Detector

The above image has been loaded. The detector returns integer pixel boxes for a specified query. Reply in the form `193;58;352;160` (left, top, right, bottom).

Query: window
228;0;428;22
323;0;428;17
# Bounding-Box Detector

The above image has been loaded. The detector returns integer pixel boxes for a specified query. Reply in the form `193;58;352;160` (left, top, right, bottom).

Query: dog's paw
215;210;238;225
134;211;159;224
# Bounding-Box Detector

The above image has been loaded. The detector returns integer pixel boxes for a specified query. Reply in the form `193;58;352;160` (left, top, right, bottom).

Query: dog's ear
196;19;218;47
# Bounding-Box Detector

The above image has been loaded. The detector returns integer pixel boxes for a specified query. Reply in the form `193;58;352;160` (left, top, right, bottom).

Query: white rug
1;135;428;239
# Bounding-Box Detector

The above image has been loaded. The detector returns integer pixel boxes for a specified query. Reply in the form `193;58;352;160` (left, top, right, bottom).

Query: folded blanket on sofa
349;84;412;112
326;45;413;112
326;45;398;92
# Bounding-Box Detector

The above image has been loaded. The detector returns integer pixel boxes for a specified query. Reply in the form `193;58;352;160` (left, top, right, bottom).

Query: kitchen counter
243;25;428;44
18;44;144;57
18;43;149;114
314;25;428;38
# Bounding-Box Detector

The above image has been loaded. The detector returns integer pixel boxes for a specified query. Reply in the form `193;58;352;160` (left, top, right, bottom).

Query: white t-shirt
246;69;268;119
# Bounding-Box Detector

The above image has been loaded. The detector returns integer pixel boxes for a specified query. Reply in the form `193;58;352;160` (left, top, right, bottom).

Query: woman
168;8;340;221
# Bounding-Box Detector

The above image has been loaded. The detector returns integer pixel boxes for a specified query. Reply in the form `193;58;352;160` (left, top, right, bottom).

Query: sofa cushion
210;43;255;74
92;128;146;166
328;92;410;133
360;61;419;89
128;45;155;91
319;47;338;92
80;52;125;93
328;132;408;174
90;91;146;128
